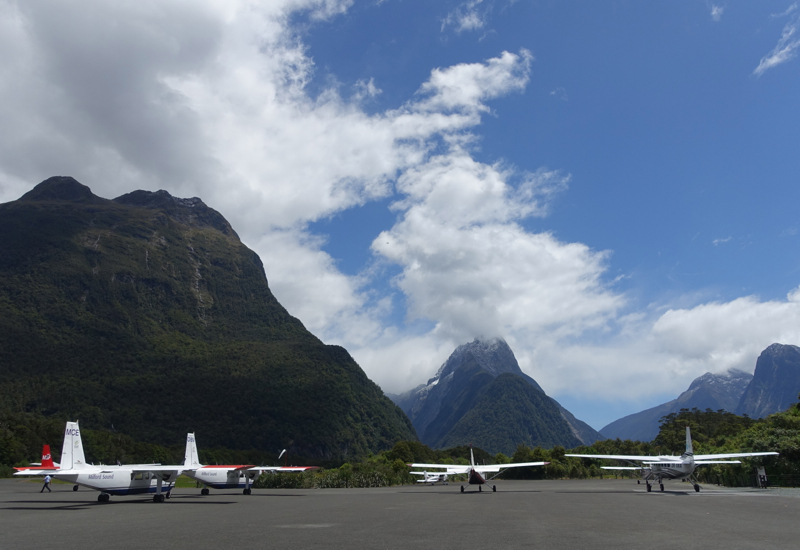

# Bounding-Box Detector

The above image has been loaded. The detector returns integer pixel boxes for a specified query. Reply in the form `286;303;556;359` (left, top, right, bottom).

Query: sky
1;0;800;430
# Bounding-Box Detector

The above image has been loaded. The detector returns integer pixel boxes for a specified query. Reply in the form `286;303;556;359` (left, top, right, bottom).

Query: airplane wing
565;454;662;461
600;466;645;470
259;466;319;472
694;460;742;464
693;452;778;460
13;468;59;476
473;461;549;474
408;463;470;474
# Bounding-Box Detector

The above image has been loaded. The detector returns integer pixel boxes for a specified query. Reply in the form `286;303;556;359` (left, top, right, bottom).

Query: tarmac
1;478;798;549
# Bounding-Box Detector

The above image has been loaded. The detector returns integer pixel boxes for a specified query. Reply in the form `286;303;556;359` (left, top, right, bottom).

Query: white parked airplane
181;433;318;495
565;426;779;492
14;421;183;503
410;470;449;485
14;444;59;473
409;447;548;492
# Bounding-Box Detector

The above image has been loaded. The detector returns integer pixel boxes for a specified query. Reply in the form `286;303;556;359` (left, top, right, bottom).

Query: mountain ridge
0;176;416;460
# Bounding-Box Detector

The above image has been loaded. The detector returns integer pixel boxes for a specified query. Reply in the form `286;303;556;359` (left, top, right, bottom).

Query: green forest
6;399;799;488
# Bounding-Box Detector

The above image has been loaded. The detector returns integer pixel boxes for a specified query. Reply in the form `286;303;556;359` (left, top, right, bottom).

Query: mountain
389;338;602;455
600;369;753;442
0;176;416;460
736;343;800;419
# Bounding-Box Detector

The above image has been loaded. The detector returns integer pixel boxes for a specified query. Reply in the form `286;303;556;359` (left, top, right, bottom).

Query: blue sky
1;0;799;430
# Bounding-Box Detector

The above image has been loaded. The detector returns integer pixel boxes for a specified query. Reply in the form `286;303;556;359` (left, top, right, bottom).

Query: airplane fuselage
185;466;260;490
645;459;694;481
55;468;176;496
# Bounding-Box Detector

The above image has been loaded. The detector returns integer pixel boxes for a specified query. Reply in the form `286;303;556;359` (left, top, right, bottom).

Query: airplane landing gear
694;484;700;492
243;488;252;495
479;486;482;492
72;485;79;491
201;488;210;495
659;483;664;492
492;485;496;492
153;494;166;503
646;482;652;492
97;493;110;503
460;486;465;493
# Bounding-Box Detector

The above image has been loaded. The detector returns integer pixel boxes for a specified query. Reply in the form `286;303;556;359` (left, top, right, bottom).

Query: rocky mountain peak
19;176;108;205
430;337;521;384
113;189;239;239
686;368;753;393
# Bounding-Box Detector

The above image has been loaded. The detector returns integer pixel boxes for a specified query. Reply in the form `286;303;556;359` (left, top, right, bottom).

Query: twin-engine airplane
181;433;318;495
409;447;548;492
566;426;779;492
15;421;182;503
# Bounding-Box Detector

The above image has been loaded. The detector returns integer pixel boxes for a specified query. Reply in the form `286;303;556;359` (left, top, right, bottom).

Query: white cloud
711;5;724;22
713;236;732;245
550;87;568;101
754;8;800;76
441;0;489;34
527;289;800;402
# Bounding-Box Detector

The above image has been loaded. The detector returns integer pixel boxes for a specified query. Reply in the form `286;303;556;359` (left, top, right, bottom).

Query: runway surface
1;478;798;549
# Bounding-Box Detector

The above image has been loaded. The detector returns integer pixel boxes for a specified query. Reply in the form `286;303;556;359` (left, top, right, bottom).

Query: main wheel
479;486;482;492
646;484;651;492
694;484;700;492
492;485;496;492
201;488;210;496
460;486;464;493
98;494;109;503
73;485;79;492
660;484;664;492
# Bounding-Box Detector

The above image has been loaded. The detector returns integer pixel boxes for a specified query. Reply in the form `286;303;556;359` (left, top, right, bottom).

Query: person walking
41;474;51;493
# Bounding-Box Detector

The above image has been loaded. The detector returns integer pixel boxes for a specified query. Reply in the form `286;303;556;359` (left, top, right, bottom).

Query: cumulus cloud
754;5;800;76
711;5;724;22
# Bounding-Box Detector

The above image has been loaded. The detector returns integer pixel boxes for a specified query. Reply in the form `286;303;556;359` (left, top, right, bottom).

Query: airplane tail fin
684;426;694;457
184;433;201;468
40;445;55;469
470;445;475;468
61;421;87;470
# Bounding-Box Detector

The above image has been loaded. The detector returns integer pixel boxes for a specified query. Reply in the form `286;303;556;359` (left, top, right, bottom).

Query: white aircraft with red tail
14;445;59;473
14;421;183;503
409;446;548;492
181;433;318;495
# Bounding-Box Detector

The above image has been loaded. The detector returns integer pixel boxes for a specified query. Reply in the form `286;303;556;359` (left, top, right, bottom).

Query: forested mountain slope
0;177;415;460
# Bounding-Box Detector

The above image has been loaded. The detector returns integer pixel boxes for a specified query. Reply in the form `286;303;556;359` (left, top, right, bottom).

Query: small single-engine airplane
409;447;548;492
410;470;449;485
14;444;59;473
566;426;779;492
181;433;318;495
14;421;183;503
